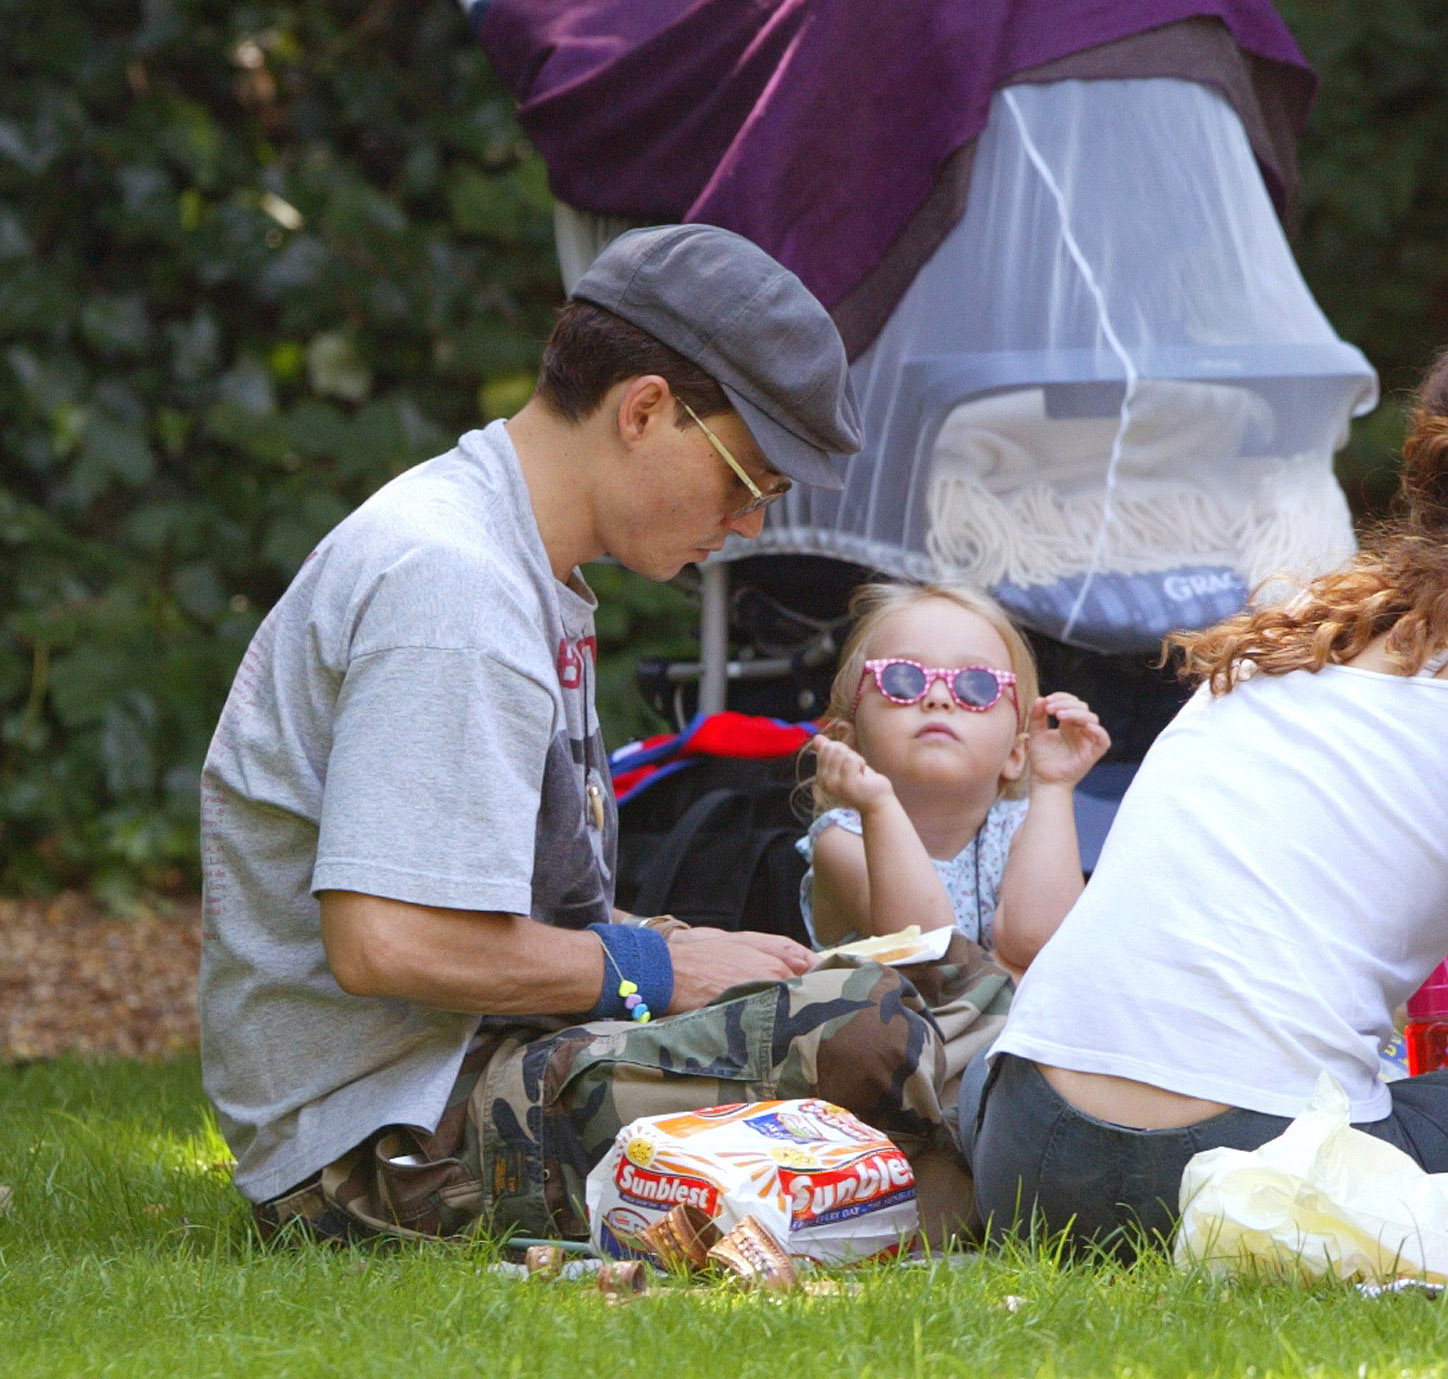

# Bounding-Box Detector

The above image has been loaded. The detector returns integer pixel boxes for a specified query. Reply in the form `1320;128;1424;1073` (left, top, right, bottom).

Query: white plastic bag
1175;1073;1448;1282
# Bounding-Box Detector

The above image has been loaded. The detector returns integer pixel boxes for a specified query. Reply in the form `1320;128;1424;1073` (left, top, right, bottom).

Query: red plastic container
1404;960;1448;1075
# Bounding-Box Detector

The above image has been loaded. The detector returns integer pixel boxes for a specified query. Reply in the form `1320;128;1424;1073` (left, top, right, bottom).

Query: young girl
799;582;1110;973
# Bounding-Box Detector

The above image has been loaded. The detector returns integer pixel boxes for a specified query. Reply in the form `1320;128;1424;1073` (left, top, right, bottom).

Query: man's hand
665;927;813;1014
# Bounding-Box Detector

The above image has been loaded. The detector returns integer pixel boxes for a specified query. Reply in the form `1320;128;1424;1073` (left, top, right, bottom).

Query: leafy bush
1281;0;1448;510
0;0;571;895
1;0;1445;895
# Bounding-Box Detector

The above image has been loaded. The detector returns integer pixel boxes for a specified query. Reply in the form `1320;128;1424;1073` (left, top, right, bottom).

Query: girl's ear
998;729;1028;785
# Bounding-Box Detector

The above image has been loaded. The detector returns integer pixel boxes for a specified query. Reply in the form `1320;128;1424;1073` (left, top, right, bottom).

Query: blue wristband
587;923;674;1023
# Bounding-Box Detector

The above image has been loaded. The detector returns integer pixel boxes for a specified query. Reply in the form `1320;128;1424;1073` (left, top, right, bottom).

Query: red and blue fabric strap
609;711;817;805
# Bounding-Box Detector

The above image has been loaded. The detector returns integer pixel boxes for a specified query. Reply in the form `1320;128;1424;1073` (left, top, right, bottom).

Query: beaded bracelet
604;949;650;1022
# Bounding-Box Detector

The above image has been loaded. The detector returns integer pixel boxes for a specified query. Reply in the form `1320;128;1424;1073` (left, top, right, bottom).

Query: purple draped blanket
470;1;1311;327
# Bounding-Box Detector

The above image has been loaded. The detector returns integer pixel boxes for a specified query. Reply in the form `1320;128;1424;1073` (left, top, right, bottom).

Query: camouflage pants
254;939;1011;1246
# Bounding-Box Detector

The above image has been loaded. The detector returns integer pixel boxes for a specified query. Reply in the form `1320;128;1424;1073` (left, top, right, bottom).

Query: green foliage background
1286;1;1448;511
0;0;1444;896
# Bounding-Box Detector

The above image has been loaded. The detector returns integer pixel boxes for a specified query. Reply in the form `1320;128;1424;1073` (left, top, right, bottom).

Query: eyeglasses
680;401;791;519
853;658;1019;715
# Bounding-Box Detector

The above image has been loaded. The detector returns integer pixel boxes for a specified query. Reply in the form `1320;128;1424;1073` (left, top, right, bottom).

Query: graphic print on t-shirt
533;725;614;928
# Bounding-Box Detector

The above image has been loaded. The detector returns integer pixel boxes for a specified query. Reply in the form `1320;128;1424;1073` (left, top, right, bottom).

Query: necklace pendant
587;782;605;830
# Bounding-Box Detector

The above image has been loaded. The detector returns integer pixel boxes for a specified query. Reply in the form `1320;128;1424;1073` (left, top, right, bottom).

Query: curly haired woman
967;351;1448;1255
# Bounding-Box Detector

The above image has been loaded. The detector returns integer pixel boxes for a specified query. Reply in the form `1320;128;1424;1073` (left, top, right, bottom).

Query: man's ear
615;374;672;447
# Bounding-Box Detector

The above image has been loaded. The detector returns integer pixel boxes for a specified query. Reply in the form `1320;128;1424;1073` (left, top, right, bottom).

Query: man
200;225;1000;1242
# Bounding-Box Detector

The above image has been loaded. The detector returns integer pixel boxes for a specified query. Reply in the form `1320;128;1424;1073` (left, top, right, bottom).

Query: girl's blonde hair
809;581;1039;812
1169;350;1448;691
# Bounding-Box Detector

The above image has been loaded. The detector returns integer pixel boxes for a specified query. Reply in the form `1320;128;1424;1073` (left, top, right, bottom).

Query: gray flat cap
570;224;861;489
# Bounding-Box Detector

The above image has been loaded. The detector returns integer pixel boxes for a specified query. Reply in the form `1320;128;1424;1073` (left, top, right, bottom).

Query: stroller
473;5;1378;870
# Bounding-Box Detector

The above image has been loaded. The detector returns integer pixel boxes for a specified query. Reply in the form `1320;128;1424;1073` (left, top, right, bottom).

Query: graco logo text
1163;571;1239;602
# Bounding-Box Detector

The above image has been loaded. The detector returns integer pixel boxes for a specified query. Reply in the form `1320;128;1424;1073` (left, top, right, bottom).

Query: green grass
4;1058;1448;1378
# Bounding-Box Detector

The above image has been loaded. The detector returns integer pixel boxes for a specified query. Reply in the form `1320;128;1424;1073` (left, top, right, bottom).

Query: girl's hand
1027;693;1110;787
811;735;896;814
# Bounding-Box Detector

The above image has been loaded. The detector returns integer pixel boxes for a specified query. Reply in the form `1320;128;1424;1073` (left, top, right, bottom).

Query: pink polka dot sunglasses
853;658;1019;715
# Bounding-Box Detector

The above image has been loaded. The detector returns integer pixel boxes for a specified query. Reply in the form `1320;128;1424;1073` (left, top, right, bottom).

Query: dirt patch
0;892;201;1062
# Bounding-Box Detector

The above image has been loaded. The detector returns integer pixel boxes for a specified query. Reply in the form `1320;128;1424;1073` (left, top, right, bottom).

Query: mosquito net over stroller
732;76;1377;656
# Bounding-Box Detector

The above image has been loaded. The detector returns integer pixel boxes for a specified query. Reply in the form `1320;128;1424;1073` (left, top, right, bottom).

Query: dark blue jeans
963;1053;1448;1258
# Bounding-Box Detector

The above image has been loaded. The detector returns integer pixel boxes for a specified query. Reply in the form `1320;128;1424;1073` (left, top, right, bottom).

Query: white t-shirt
994;663;1448;1122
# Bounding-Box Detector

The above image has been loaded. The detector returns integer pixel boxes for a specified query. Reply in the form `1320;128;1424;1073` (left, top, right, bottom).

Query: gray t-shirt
199;421;617;1202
